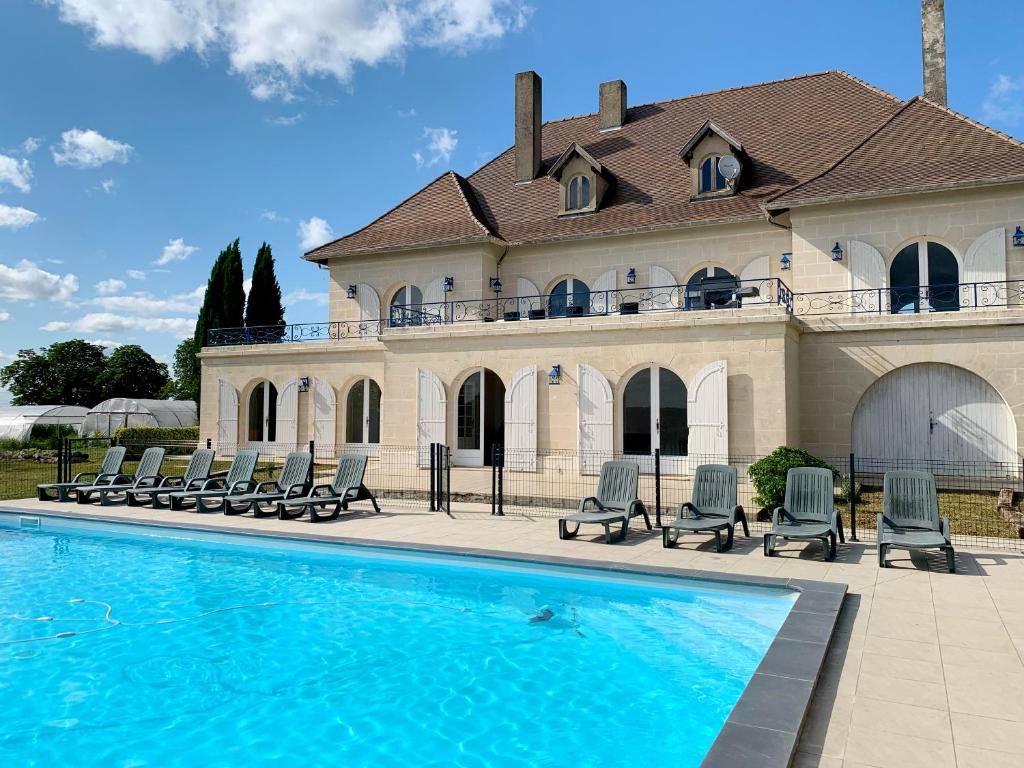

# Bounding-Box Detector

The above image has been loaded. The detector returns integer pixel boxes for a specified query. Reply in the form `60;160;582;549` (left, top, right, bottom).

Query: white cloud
261;209;287;223
397;107;417;118
0;204;40;230
413;126;457;168
46;1;529;101
0;154;33;192
154;237;198;265
42;312;194;338
100;178;116;194
52;128;133;168
0;260;78;301
21;137;42;154
89;338;122;349
298;216;334;250
95;278;127;295
266;112;304;126
91;285;204;314
0;310;10;321
284;288;328;305
982;74;1024;127
126;269;146;280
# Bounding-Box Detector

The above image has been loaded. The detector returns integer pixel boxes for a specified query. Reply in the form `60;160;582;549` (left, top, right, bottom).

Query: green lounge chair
37;446;127;502
168;450;259;513
126;448;216;509
662;464;749;552
76;447;165;506
277;453;380;522
879;470;955;573
558;460;651;544
764;467;845;561
223;451;312;517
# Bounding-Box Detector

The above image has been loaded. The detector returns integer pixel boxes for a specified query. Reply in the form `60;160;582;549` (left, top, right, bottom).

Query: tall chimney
599;80;627;131
921;0;947;105
515;71;542;182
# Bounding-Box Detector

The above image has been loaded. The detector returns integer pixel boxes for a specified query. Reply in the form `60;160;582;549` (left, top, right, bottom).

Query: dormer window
699;156;728;194
566;175;591;211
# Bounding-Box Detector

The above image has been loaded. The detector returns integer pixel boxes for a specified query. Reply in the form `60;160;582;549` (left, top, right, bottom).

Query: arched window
345;377;381;444
390;284;423;327
622;367;688;460
548;277;590;317
248;380;277;442
889;240;960;314
685;267;739;310
566;175;591;211
699;156;728;194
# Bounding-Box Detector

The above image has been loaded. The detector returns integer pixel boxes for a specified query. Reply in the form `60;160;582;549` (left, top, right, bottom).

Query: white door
687;361;729;461
964;228;1007;307
577;363;613;474
454;369;486;466
355;283;381;336
504;365;537;471
276;379;299;449
312;377;336;449
217;379;239;448
649;265;679;310
853;363;1018;467
416;368;446;467
620;366;689;473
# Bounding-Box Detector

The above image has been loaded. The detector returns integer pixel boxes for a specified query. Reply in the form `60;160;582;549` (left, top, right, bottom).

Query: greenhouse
0;405;89;442
82;399;197;437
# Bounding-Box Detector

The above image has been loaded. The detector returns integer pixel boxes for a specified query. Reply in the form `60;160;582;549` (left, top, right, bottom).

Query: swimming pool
1;513;801;767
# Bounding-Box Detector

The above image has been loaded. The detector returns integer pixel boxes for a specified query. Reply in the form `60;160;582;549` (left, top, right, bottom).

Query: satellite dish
718;155;741;180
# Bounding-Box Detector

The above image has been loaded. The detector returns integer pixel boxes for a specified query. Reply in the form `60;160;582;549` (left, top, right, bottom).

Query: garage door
852;363;1018;466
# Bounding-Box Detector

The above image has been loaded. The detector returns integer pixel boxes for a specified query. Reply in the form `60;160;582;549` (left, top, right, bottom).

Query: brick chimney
921;0;947;105
599;80;627;131
515;71;542;182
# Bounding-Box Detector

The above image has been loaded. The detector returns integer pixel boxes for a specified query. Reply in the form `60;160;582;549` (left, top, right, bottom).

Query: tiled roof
767;97;1024;207
307;71;1022;260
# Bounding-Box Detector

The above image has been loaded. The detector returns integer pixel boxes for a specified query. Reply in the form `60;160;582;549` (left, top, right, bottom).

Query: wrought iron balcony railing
206;320;383;346
792;280;1022;316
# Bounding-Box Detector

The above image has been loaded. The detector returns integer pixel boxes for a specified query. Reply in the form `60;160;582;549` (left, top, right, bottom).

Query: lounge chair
37;446;127;502
223;451;312;517
168;450;259;513
277;453;380;522
558;460;651;544
126;448;216;509
76;447;166;506
662;464;749;552
879;470;955;573
764;467;845;561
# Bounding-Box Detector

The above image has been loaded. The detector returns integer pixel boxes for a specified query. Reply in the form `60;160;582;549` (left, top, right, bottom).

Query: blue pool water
0;515;796;767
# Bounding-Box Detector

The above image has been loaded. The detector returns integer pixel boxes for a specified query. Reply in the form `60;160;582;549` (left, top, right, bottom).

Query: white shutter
649;265;679;310
848;240;887;314
276;379;299;449
355;283;381;336
312;377;337;449
416;368;447;467
216;379;238;448
421;277;447;323
504;365;537;471
739;255;770;305
688;361;728;461
516;277;540;317
964;228;1007;307
589;269;617;314
577;363;613;474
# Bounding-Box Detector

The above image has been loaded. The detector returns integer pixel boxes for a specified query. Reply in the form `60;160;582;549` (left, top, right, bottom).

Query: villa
198;6;1024;478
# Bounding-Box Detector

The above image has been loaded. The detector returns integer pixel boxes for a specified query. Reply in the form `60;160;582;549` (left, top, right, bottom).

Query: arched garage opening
852;363;1018;467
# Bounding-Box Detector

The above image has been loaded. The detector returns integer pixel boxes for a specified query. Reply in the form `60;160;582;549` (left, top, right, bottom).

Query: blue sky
2;0;1024;403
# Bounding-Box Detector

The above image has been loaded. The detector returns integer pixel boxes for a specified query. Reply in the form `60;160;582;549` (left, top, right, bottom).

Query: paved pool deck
6;497;1024;768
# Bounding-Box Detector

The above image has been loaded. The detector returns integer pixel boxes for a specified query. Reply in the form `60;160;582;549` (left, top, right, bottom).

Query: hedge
747;446;836;510
113;425;200;456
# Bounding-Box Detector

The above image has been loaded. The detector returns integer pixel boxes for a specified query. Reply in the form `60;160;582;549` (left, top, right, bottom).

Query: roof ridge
765;98;913;206
449;171;498;239
912;95;1024;151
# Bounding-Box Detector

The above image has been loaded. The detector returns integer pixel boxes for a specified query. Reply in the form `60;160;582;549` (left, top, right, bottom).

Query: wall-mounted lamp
1014;226;1024;248
830;242;844;262
346;284;358;299
298;377;310;393
626;267;636;285
443;276;455;292
489;276;503;294
780;252;792;271
548;365;561;385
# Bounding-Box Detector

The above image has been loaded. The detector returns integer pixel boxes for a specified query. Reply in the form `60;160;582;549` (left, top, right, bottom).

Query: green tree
245;241;286;338
96;345;169;400
194;238;246;348
162;337;200;402
0;340;107;406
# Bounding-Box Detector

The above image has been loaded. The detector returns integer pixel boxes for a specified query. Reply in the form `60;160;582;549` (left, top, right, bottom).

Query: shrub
748;446;836;510
839;474;863;502
113;425;200;456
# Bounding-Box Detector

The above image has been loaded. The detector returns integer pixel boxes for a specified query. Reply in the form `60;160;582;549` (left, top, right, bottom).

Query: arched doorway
685;267;739;310
454;369;505;466
248;381;278;443
345;377;381;445
889;240;960;313
621;366;688;471
853;363;1017;466
547;277;590;317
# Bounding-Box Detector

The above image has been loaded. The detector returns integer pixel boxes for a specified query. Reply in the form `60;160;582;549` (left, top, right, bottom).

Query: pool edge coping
1;505;846;768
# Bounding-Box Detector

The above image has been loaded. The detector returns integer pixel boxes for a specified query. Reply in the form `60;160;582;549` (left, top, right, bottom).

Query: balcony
792;280;1024;316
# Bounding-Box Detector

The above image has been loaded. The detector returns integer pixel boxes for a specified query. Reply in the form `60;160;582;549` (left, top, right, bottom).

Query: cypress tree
194;239;245;348
245;241;286;339
222;238;246;329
